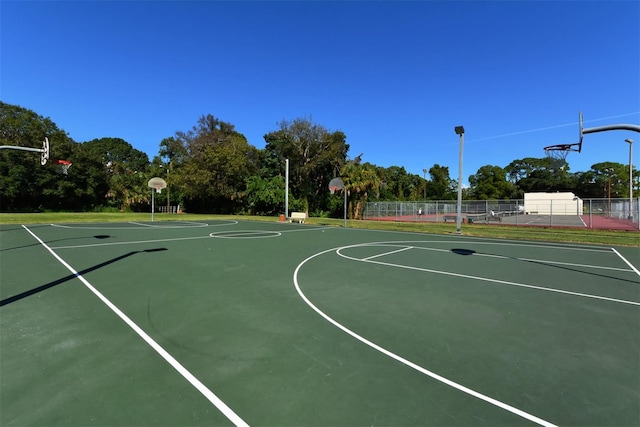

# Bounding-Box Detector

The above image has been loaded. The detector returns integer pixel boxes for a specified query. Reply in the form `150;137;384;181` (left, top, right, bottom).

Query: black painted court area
1;220;638;427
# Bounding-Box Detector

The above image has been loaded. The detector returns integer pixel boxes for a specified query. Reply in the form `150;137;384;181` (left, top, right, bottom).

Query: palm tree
341;159;381;219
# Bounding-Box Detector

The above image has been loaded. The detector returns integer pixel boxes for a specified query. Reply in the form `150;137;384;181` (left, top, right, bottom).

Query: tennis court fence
362;198;640;231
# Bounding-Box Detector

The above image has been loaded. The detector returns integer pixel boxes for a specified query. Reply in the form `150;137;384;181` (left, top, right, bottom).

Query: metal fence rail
362;198;639;231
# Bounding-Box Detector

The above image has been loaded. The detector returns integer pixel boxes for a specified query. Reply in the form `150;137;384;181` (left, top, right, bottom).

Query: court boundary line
611;248;640;277
51;226;331;249
370;243;634;273
21;225;249;427
336;243;639;306
294;246;558;427
50;220;237;230
51;235;213;249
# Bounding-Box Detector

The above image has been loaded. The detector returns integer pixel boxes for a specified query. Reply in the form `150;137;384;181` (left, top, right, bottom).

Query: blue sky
2;1;638;184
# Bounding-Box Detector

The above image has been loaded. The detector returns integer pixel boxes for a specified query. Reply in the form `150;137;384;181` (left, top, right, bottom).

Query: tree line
0;101;636;217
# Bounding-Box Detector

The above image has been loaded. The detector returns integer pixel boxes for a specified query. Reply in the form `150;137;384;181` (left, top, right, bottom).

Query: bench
289;212;307;223
443;215;458;222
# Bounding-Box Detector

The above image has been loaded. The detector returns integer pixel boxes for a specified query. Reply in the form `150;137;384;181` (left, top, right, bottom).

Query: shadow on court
0;247;167;307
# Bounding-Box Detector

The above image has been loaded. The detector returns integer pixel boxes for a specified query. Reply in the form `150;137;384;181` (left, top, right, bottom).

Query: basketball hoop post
0;137;50;165
148;177;167;222
328;177;346;227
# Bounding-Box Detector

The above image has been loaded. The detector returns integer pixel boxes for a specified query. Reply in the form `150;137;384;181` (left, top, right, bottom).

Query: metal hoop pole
0;145;45;153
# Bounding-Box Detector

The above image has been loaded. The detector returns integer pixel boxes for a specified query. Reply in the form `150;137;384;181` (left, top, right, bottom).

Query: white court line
611;248;640;277
294;247;558;427
52;226;331;249
363;246;412;261
128;221;156;227
51;221;233;230
51;235;212;250
372;243;634;273
22;225;249;427
337;246;640;306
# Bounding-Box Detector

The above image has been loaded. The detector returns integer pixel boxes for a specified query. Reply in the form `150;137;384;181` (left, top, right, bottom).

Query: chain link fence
362;198;639;231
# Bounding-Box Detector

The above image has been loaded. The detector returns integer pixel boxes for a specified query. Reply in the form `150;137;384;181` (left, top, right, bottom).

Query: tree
583;162;628;199
0;102;79;211
468;165;517;200
83;138;150;211
341;160;381;219
170;114;259;213
243;175;301;215
263;117;349;213
376;166;418;201
427;164;455;200
505;157;576;195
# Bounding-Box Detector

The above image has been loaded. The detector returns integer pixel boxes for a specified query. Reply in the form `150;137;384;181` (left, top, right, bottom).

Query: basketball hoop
148;177;167;193
53;159;72;175
328;177;345;194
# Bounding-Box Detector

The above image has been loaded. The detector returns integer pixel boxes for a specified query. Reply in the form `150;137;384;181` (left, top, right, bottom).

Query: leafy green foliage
263;117;349;213
1;102;635;217
469;165;517;200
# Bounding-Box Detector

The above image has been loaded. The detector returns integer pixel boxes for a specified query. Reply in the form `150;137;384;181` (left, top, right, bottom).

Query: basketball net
54;159;72;175
329;186;339;195
544;148;569;170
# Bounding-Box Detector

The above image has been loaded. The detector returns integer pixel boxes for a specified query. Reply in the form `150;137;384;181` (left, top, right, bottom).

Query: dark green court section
1;221;638;426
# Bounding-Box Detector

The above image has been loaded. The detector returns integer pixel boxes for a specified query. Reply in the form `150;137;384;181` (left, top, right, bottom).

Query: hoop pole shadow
0;248;167;307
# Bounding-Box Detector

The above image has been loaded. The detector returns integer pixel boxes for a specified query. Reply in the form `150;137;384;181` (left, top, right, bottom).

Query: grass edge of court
0;212;638;247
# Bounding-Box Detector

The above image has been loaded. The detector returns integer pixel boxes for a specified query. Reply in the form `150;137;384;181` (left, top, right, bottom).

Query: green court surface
1;220;638;427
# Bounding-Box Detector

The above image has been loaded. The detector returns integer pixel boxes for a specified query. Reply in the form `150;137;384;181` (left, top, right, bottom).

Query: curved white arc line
293;246;558;427
336;248;640;306
22;225;249;427
210;230;282;239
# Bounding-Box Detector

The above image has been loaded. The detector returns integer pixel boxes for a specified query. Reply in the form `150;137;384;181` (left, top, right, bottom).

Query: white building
524;192;583;215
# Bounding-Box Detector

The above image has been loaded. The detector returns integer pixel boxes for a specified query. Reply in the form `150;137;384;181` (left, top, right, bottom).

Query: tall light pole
423;168;428;200
166;161;171;213
604;167;614;216
454;126;465;234
160;162;171;213
285;158;289;219
625;139;634;219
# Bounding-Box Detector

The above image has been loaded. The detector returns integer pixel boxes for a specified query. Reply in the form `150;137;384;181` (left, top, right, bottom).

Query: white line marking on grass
294;247;558;427
22;225;249;427
611;248;640;277
337;246;640;306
